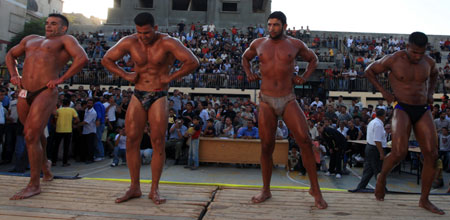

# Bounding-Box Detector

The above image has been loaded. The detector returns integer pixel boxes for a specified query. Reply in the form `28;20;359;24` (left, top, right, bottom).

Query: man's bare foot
375;174;385;201
149;190;166;205
251;190;272;203
419;198;445;215
309;188;328;209
10;184;41;200
115;187;142;203
42;160;54;182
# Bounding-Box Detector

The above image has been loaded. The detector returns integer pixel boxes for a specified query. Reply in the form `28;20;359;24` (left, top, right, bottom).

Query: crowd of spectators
0;82;449;187
1;22;450;187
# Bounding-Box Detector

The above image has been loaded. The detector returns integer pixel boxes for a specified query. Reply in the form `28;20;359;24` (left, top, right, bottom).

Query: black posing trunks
393;101;430;125
18;86;48;105
133;89;168;111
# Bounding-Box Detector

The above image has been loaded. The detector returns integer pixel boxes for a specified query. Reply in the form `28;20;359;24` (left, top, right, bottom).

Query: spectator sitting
111;126;126;167
311;96;324;109
203;119;216;137
220;117;234;138
166;118;187;164
237;120;259;139
276;120;288;139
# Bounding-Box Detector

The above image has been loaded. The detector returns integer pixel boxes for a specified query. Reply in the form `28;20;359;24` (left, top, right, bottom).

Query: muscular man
366;32;444;215
242;11;327;209
6;14;88;199
102;12;199;204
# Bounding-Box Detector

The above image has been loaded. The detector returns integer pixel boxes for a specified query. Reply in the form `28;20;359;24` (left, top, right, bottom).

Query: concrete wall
26;0;63;20
0;0;28;63
106;0;271;30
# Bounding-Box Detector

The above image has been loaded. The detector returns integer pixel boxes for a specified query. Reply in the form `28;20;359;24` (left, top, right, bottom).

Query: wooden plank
0;209;76;219
199;137;289;166
1;175;448;220
205;188;450;220
0;176;213;220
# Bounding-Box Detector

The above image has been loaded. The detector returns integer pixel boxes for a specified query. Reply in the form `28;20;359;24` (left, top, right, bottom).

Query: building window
114;0;121;8
191;0;207;11
27;0;39;12
172;0;189;10
222;2;237;12
252;0;265;13
139;0;153;8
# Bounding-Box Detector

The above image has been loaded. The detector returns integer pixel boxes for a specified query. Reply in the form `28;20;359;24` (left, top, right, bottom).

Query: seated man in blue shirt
237;120;259;139
166;118;187;164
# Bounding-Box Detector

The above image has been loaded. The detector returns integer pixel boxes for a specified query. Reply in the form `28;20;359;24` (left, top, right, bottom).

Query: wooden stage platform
0;175;448;219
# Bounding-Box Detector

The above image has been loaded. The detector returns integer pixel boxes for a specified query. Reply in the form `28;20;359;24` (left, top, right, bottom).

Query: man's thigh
257;101;277;147
413;111;438;155
148;97;168;139
23;89;58;134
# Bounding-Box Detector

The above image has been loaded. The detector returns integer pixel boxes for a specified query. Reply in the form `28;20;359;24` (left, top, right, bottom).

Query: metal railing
2;68;445;94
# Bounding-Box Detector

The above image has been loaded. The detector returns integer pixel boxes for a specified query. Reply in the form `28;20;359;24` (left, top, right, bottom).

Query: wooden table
198;137;289;168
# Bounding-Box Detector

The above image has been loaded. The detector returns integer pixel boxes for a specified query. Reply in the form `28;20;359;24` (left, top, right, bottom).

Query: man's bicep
243;45;257;60
243;40;259;60
8;39;28;58
430;61;439;78
104;41;129;61
63;36;88;59
366;55;393;74
298;45;316;62
169;39;197;63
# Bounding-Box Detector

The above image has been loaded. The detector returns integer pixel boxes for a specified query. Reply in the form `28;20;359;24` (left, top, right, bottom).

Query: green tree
7;18;45;51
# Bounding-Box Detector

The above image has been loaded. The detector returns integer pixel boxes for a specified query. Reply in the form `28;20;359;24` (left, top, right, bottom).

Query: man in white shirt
208;23;215;32
199;101;210;130
376;99;387;112
80;99;97;163
351;108;386;191
111;127;127;167
434;111;450;134
347;36;353;48
349;68;358;91
311;97;323;108
104;95;117;131
202;24;208;33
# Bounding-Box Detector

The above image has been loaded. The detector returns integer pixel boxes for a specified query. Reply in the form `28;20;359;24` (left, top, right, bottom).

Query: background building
0;0;63;63
106;0;271;29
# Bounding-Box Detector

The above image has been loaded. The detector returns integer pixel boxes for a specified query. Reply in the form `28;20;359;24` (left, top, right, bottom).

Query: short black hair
376;108;386;117
134;12;155;27
62;98;70;106
48;13;69;28
408;32;428;47
268;11;286;26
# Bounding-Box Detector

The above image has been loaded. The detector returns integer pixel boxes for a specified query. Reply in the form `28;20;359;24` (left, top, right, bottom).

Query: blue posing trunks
393;101;430;125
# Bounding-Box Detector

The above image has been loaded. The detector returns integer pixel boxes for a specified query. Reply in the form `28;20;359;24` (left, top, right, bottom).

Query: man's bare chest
257;42;298;64
26;38;63;54
130;45;169;66
390;61;430;82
